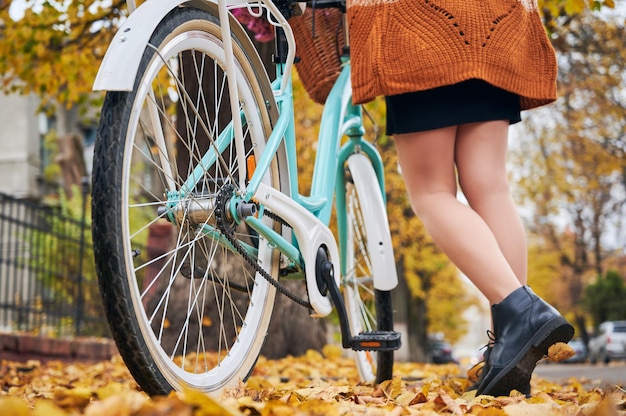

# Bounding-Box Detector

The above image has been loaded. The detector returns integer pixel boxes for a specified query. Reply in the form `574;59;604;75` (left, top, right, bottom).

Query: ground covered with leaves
1;345;625;415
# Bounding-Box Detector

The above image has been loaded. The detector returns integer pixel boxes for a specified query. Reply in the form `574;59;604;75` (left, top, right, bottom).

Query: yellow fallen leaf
95;382;128;400
467;361;484;384
446;377;471;396
395;390;419;406
355;395;385;405
408;391;428;406
305;349;325;362
476;407;508;415
434;389;463;415
84;390;147;416
503;401;566;415
321;344;343;360
262;399;296;416
588;395;619;416
33;400;69;416
293;385;349;401
377;377;402;400
135;395;193;416
53;387;94;408
579;390;605;405
0;397;31;416
297;398;340;416
180;387;241;416
235;395;266;413
546;342;575;362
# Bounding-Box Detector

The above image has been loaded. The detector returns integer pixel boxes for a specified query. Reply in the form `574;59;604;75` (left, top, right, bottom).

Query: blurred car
563;338;588;363
428;340;458;364
588;321;626;364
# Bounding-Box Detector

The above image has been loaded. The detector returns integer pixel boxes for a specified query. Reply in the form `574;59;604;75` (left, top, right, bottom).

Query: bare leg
455;121;527;284
393;123;520;304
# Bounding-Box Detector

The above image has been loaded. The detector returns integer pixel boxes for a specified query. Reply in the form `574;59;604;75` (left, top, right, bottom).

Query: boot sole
478;316;574;397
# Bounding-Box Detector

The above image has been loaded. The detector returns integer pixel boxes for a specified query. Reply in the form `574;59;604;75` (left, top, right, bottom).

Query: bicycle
91;0;400;395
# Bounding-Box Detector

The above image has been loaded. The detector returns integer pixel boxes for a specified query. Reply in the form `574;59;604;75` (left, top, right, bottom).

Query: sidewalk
0;332;117;363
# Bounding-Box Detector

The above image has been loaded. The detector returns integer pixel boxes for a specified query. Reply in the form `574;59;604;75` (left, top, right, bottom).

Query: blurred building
0;93;96;199
0;94;42;199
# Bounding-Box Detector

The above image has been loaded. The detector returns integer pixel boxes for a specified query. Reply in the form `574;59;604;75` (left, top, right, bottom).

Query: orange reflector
246;155;256;182
360;341;381;348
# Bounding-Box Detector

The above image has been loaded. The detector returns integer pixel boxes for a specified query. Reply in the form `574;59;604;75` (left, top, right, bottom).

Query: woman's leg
455;121;528;284
394;121;573;396
393;124;520;304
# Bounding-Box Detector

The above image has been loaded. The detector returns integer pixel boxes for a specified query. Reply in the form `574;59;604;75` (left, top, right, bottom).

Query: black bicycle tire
92;6;281;395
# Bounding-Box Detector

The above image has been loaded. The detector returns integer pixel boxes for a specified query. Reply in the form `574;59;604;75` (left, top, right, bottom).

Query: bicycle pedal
351;331;402;351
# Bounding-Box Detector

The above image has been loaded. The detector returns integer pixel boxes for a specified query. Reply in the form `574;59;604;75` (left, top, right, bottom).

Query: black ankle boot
476;286;574;397
466;335;530;395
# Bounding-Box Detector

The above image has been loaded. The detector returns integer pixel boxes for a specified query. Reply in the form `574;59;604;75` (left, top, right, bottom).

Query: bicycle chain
215;185;312;310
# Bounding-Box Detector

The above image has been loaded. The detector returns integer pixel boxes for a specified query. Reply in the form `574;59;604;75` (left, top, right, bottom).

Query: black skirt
385;79;522;135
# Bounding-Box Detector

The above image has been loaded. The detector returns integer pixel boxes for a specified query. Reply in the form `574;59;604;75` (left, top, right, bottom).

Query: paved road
534;362;626;388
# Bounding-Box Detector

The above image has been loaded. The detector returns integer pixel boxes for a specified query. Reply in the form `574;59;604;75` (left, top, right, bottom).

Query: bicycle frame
240;49;404;320
243;58;393;316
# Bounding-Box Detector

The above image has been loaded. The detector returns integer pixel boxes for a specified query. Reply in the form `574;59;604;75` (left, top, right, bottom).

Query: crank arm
252;183;340;317
319;257;401;352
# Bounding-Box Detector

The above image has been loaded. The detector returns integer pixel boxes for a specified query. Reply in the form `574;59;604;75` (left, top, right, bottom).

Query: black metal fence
0;190;109;338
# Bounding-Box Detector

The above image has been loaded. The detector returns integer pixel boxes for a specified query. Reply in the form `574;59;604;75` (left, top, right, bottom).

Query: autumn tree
0;0;124;108
511;7;626;343
583;270;626;329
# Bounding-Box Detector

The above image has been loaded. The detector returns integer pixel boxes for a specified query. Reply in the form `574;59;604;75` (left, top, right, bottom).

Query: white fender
93;0;245;91
347;153;398;291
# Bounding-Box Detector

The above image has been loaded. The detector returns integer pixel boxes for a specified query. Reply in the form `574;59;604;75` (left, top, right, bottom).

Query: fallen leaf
53;387;94;408
180;387;241;416
409;391;429;406
84;390;147;416
1;344;625;416
467;361;484;384
546;342;575;362
476;407;508;415
135;395;193;416
588;394;620;416
433;389;463;415
33;400;70;416
321;344;343;360
0;397;31;416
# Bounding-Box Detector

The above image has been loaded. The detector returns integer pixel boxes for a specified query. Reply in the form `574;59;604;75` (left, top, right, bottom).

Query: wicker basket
290;8;346;104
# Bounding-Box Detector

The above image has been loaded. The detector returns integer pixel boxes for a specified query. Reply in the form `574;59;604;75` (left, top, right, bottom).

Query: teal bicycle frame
249;60;387;278
173;55;387;286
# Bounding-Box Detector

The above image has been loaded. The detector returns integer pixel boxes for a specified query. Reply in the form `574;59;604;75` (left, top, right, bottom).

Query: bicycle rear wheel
342;154;395;384
92;6;285;395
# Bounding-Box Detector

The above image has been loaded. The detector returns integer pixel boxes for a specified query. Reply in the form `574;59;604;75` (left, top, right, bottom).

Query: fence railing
0;189;109;338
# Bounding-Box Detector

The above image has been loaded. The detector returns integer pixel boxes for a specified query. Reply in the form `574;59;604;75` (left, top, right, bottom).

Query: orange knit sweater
347;0;558;109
